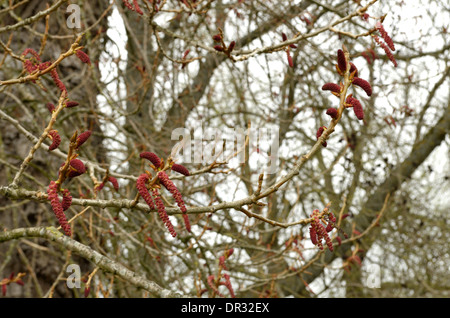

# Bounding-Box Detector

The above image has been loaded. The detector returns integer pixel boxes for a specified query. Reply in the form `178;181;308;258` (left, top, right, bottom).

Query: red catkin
108;176;119;191
158;171;191;232
347;97;364;120
352;77;372;96
65;101;79;108
48;130;61;151
322;83;341;94
223;274;235;298
152;188;177;237
140;152;161;168
373;35;397;67
132;0;143;14
136;173;155;210
21;48;41;61
171;163;190;176
61;188;72;211
47;181;72;236
23;60;37;74
76;130;91;148
376;21;395;51
75;50;91;65
50;68;66;92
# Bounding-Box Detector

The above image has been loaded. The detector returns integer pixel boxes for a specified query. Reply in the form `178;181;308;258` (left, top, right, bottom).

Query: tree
0;0;448;298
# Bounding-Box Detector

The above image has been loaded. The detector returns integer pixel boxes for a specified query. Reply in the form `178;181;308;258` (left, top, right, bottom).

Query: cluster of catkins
21;47;90;93
136;152;191;238
46;131;91;236
205;248;235;298
309;208;336;251
317;48;373;147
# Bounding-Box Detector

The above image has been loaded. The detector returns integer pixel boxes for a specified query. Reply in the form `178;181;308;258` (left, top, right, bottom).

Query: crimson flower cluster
137;152;191;238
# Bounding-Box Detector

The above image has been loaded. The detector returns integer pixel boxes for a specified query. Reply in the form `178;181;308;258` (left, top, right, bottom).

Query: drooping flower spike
158;171;191;233
47;181;72;236
136;173;155;210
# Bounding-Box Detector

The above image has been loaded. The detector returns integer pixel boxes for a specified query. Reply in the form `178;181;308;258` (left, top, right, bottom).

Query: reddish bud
286;50;294;68
352;77;372;96
326;107;338;119
46;102;56;113
65;101;79;108
68;159;86;178
84;286;91;297
139;152;161;168
214;45;224;52
316;126;327;147
282;33;288;41
212;34;222;42
337;49;347;73
228;41;236;52
349;62;358;77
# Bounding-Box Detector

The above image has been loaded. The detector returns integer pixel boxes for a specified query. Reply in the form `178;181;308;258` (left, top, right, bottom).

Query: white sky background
97;0;449;297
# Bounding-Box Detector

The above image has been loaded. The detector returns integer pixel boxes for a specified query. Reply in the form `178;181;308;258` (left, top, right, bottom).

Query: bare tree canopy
0;0;448;299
